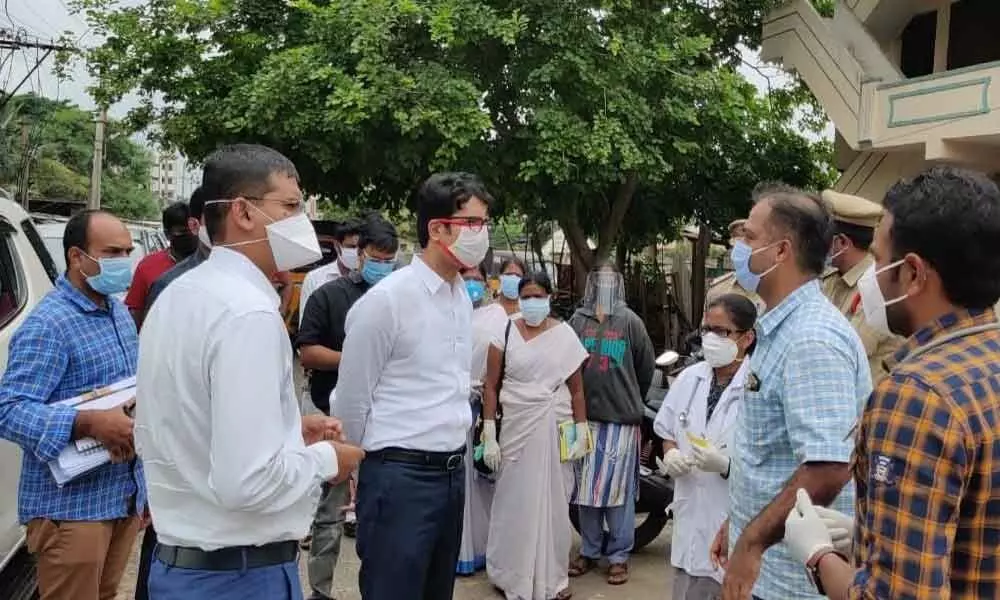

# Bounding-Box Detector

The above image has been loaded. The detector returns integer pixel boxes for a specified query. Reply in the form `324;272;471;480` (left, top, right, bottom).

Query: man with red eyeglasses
334;173;492;600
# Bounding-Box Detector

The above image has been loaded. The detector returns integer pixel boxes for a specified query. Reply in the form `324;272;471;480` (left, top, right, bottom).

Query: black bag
473;319;512;476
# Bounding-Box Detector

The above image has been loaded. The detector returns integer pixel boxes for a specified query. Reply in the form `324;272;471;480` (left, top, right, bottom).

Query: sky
2;0;827;141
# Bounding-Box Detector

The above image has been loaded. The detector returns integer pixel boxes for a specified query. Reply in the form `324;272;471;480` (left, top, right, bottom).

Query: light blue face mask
82;254;133;296
519;297;551;326
500;274;521;300
730;240;781;293
465;280;486;305
361;259;395;286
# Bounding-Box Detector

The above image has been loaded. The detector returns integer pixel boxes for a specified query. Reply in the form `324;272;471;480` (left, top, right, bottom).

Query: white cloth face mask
447;225;490;268
339;246;359;271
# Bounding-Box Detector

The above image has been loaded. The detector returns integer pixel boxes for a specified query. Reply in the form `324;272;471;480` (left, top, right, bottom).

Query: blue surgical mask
730;240;781;293
361;259;394;286
465;280;486;305
82;254;133;296
519;297;550;327
500;274;521;300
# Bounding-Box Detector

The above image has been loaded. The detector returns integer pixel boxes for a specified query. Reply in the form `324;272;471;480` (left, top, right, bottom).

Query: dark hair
63;209;110;270
359;214;399;254
883;166;1000;309
200;144;300;241
466;262;488;279
189;186;208;221
500;256;526;276
755;188;833;276
336;218;364;243
518;270;554;295
707;293;758;354
752;181;800;203
833;221;874;252
162;202;191;231
416;172;494;248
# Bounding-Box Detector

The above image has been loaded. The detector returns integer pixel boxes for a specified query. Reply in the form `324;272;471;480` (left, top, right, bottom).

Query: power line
0;26;71;110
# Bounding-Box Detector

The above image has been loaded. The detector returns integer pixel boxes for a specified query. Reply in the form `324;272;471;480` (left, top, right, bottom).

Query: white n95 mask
857;261;907;336
701;332;739;368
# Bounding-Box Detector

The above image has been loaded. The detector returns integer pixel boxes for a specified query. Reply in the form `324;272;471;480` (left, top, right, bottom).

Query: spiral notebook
48;377;137;486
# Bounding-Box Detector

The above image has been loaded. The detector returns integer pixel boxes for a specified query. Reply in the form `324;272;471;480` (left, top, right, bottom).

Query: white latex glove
815;505;854;555
656;448;692;478
784;488;835;565
482;420;501;472
689;441;730;474
567;421;590;460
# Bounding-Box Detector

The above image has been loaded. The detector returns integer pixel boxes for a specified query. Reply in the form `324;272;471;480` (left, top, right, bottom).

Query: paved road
116;526;675;599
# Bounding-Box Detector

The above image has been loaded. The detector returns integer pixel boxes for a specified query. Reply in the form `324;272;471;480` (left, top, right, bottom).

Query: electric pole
88;108;108;209
18;118;30;210
0;28;72;111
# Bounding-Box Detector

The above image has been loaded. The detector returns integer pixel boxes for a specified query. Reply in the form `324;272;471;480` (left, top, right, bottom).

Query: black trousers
355;455;465;600
134;524;157;600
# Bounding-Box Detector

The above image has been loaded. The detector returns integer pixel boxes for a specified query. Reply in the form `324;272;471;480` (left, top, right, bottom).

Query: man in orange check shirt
784;166;1000;600
125;202;198;327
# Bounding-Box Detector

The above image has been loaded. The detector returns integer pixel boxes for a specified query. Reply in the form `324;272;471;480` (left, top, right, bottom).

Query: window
948;0;1000;70
0;220;26;328
900;10;937;78
20;219;59;283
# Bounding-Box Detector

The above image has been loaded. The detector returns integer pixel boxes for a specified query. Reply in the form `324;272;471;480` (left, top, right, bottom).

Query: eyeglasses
363;253;396;265
699;325;746;337
436;217;490;233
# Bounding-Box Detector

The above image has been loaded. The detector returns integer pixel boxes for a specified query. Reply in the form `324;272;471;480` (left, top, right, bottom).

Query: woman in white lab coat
652;293;758;600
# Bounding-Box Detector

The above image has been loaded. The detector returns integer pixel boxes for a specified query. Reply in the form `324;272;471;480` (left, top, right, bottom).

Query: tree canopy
0;93;159;219
68;0;835;270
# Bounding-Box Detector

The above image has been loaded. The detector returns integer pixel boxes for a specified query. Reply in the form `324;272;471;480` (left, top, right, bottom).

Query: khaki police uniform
820;190;903;385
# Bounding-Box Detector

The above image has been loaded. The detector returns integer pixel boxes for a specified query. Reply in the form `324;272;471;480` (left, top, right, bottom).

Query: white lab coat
653;359;749;582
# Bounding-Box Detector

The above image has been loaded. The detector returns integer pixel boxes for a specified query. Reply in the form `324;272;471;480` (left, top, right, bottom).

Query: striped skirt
572;422;640;508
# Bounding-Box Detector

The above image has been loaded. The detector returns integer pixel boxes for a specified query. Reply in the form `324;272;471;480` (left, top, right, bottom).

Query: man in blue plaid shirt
0;209;145;600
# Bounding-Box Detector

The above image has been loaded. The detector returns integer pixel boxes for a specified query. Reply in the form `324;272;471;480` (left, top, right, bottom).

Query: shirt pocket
737;388;782;466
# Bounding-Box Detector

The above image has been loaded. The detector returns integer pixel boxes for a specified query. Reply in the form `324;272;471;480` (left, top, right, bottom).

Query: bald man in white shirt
335;172;493;600
136;144;364;600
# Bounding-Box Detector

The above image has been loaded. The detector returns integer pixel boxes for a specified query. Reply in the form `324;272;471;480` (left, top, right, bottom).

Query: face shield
582;267;626;320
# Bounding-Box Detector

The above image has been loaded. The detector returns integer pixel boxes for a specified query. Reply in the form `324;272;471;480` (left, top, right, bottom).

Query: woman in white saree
481;271;591;600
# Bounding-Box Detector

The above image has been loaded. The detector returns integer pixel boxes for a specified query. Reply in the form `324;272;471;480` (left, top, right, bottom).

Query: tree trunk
690;220;711;328
558;172;639;296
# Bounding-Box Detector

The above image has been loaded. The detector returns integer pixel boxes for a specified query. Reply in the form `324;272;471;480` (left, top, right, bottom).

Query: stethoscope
677;372;740;434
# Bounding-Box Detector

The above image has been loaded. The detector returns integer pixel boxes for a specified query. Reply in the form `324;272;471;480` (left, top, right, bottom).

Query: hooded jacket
568;304;655;424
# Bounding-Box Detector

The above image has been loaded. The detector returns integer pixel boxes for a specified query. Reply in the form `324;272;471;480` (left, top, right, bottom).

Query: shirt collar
55;275;107;313
840;254;873;287
207;247;281;306
887;307;999;370
411;255;462;295
756;279;821;337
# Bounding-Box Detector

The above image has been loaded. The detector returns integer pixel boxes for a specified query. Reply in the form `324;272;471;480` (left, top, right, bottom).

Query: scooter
569;345;699;552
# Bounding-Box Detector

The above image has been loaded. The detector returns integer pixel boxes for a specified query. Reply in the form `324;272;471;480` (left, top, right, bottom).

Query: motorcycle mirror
655;350;680;368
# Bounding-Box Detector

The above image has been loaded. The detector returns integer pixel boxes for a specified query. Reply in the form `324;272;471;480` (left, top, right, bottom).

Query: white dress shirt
136;247;338;551
299;261;344;324
334;256;473;452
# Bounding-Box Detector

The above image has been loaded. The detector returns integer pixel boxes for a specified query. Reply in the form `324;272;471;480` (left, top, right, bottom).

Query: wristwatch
805;547;848;595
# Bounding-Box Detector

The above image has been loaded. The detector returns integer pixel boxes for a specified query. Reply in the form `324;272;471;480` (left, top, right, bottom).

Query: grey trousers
307;480;350;600
671;569;722;600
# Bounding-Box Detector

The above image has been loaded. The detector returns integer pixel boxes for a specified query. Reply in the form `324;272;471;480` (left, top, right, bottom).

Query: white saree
486;321;589;600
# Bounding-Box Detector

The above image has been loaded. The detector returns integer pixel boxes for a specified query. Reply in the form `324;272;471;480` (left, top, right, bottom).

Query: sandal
567;555;596;577
552;588;573;600
607;562;629;585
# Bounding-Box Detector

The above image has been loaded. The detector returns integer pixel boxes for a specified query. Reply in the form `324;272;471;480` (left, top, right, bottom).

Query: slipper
568;555;596;578
607;562;629;585
552;588;573;600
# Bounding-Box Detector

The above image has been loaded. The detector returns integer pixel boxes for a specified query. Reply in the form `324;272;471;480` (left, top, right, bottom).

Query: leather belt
156;540;298;571
370;446;465;471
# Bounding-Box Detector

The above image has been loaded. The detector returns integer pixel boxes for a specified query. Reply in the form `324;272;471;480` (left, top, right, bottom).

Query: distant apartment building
150;149;201;207
761;0;1000;200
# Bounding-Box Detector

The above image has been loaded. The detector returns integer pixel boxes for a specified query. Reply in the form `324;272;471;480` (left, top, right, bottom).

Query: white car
0;199;59;599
